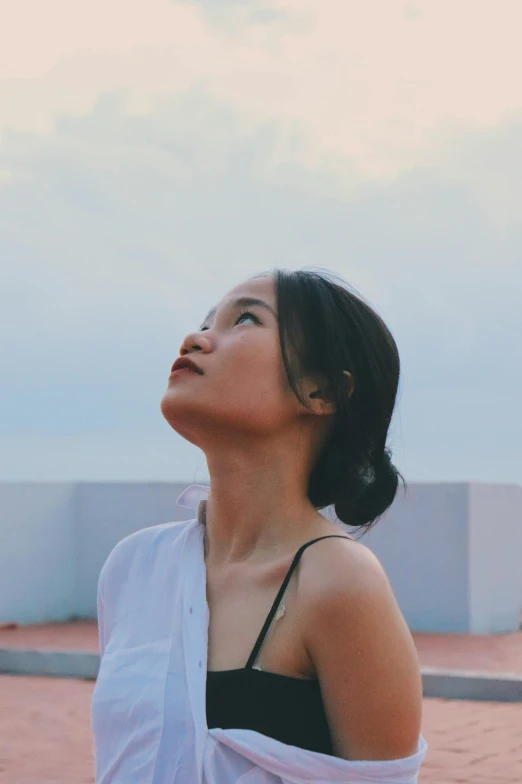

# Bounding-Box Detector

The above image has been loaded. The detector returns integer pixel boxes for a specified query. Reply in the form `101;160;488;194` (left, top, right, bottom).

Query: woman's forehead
201;275;277;327
224;274;275;302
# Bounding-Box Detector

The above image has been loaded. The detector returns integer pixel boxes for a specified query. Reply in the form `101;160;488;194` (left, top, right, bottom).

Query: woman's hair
258;267;405;533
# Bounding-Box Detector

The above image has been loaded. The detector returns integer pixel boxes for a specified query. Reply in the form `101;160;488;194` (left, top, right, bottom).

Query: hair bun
334;448;401;528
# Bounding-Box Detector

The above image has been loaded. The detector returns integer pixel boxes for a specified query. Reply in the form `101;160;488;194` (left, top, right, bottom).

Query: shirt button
189;606;193;614
199;661;202;668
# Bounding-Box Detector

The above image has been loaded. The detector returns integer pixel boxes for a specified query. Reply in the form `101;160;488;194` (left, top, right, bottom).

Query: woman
91;268;426;783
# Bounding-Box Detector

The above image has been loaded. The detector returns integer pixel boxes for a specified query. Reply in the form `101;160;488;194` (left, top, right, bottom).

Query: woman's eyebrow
199;297;277;329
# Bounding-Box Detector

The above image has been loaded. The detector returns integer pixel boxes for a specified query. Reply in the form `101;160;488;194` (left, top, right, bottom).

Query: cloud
170;0;307;31
2;0;522;179
173;0;281;18
405;4;421;19
1;87;521;485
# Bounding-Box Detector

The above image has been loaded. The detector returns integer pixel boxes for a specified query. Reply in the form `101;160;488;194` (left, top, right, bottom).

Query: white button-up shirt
91;485;427;783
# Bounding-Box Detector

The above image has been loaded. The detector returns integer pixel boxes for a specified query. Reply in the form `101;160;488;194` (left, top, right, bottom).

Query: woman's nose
179;330;210;356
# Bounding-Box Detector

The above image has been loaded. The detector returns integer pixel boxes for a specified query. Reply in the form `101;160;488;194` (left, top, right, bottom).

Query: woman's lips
169;367;200;378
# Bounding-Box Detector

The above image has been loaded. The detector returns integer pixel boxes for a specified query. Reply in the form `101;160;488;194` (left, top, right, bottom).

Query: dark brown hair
260;267;405;533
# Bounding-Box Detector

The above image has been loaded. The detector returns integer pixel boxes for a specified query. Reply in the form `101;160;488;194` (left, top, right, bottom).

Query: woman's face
160;275;301;446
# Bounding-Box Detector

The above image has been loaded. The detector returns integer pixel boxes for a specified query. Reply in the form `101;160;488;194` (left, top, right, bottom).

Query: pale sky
1;0;521;486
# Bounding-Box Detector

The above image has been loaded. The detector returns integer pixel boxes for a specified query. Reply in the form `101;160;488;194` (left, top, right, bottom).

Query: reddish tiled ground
1;621;522;674
0;675;521;783
420;699;522;783
0;621;99;653
414;632;522;675
0;676;95;784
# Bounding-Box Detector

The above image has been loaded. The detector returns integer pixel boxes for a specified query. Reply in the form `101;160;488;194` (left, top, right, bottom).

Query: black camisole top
206;534;351;755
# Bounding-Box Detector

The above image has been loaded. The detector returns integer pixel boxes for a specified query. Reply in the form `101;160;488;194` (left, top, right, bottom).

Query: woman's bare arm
301;539;423;761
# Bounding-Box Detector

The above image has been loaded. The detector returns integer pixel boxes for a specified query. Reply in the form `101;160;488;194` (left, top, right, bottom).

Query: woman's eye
235;310;259;326
199;310;260;331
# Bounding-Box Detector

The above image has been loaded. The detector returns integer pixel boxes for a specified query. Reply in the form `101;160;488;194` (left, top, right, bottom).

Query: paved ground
0;622;100;653
0;676;95;784
414;631;522;674
1;675;521;784
1;622;521;782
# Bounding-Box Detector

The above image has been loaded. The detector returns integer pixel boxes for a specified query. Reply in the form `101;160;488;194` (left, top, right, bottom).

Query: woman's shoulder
298;532;387;599
296;533;423;761
296;532;406;638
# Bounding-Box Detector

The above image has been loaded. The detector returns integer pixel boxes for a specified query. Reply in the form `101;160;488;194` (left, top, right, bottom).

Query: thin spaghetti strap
245;535;352;670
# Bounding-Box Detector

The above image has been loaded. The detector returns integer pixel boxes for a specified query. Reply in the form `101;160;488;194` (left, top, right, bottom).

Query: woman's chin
160;399;203;441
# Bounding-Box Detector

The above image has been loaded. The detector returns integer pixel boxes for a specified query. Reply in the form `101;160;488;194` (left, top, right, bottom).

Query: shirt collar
176;483;209;525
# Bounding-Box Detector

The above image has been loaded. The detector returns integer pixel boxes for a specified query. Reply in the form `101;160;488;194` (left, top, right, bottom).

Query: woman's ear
301;374;337;416
343;370;355;398
303;370;354;415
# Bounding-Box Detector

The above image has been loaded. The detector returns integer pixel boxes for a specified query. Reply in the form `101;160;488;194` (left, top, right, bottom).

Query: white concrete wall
0;483;77;624
468;484;522;633
0;480;520;632
360;483;471;632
